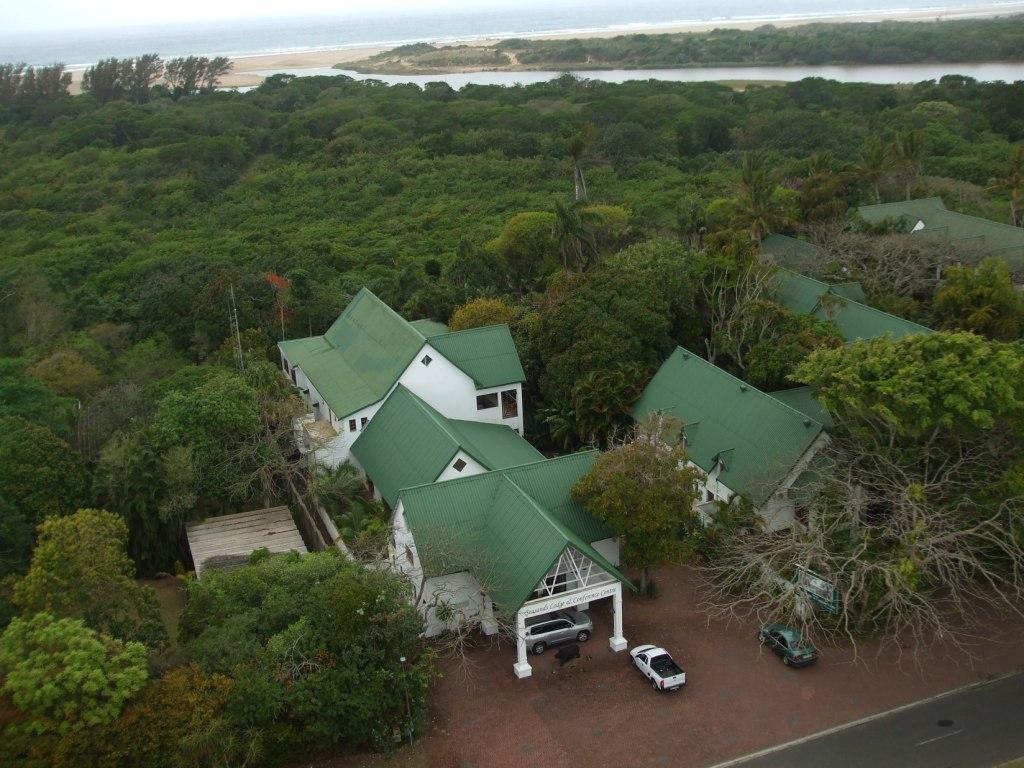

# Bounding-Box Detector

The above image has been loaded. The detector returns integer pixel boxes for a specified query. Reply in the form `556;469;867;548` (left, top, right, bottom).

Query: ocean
2;0;1022;69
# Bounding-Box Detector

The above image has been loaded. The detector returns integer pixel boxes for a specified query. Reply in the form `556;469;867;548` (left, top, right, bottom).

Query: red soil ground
303;564;1024;768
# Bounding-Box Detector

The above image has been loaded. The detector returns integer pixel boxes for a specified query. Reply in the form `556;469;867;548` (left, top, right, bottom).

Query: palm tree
855;137;891;203
732;152;787;242
551;198;598;272
569;124;597;201
987;146;1024;227
892;129;927;201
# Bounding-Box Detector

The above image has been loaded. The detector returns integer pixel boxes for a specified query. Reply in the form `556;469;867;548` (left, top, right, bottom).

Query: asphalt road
721;673;1024;768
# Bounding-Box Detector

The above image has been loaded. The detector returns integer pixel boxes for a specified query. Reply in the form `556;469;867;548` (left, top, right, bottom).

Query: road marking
704;672;1019;768
916;728;964;747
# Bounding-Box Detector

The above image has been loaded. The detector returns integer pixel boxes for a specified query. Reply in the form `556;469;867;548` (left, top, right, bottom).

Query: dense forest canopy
351;16;1024;73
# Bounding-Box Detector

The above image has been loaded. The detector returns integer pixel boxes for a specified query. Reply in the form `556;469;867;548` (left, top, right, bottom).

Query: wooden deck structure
185;506;308;578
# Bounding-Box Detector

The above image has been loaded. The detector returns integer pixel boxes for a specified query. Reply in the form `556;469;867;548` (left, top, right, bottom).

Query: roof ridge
671;347;824;427
433;323;513;340
857;196;945;211
937;207;1024;234
397;450;598;500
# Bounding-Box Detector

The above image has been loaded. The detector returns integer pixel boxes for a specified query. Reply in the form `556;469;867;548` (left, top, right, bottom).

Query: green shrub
0;613;148;735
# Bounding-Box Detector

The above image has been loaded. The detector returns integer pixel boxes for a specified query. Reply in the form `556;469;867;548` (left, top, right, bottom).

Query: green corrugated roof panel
409;319;450;337
761;233;826;262
279;289;424;418
399;453;630;614
279;290;525;418
858;198;1024;266
632;347;824;507
351;385;543;507
774;269;931;342
427;325;526;389
768;386;833;428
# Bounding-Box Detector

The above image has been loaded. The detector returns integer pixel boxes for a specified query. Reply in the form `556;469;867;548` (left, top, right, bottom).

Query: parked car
758;622;818;667
524;610;592;655
630;644;686;691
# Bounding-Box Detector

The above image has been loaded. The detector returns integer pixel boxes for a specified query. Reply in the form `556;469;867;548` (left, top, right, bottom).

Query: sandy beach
213;0;1024;87
61;0;1024;90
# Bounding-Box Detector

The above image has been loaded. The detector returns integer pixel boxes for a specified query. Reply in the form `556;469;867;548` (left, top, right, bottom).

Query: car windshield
650;654;683;677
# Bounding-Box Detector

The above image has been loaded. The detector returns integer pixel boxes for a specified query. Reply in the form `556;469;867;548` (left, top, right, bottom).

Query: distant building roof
761;233;826;263
408;318;450;337
768;386;833;428
351;385;543;507
279;289;524;418
774;269;931;342
399;452;630;614
857;197;1024;267
185;507;307;578
632;347;825;507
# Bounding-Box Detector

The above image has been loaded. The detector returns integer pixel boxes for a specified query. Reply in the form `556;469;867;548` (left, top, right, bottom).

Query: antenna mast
229;284;245;371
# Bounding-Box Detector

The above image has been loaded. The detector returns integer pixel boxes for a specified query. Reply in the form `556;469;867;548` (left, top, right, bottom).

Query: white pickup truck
630;644;686;692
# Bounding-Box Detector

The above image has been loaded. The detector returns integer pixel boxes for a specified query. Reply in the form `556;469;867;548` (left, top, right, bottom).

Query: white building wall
281;342;526;470
397;343;525;434
435;450;487;483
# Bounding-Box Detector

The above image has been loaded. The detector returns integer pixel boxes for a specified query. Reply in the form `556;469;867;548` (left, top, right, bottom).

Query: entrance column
513;608;532;678
609;582;627;652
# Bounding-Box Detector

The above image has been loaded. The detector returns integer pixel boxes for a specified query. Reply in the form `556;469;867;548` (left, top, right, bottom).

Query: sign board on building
794;565;839;614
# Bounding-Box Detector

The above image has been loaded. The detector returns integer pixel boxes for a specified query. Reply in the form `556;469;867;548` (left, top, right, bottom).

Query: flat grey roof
185;506;307;578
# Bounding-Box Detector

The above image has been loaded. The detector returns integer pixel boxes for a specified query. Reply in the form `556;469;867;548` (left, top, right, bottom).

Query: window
501;388;518;419
290;367;297;384
404;546;414;566
421;354;432;366
476;393;498;410
349;419;357;431
453;458;467;472
705;489;714;503
361;417;368;427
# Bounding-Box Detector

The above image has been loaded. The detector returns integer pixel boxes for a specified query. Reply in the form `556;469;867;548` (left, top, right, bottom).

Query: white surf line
704;671;1019;768
916;728;964;747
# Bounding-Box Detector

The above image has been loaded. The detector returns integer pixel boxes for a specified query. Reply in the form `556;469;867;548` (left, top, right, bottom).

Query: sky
1;0;535;33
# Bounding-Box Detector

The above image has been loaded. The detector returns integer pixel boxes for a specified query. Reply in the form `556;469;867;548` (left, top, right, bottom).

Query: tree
855;136;892;204
180;551;432;751
164;56;232;96
706;333;1024;656
551;198;599;272
449;297;518;331
893;129;927;201
13;509;168;647
488;211;559;288
0;357;74;436
731;152;791;242
568;123;597;200
82;55;163;104
987;145;1024;227
933;257;1024;340
27;348;104;402
0;613;148;735
0;416;87;526
572;413;701;593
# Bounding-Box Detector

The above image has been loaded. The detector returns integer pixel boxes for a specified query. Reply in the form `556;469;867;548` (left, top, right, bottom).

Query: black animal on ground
555;644;580;666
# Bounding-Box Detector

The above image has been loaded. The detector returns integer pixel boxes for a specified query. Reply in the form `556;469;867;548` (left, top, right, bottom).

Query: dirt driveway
308;565;1024;768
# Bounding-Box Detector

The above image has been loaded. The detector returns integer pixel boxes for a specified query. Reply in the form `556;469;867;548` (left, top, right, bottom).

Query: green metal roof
632;347;825;507
774;269;931;342
279;290;524;418
768;386;833;429
399;452;630;614
427;325;526;389
351;385;542;507
857;198;1024;267
408;318;450;337
761;233;825;262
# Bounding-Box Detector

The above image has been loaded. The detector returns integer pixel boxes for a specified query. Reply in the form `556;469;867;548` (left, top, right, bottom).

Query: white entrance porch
512;548;627;678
